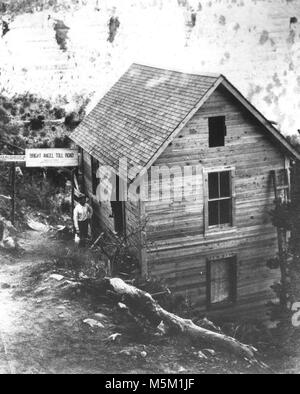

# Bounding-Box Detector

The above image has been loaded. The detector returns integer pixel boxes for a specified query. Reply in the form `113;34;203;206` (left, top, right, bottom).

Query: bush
18;178;57;211
64;112;81;130
61;199;71;213
29;115;45;131
54;135;70;148
0;106;10;124
53;107;66;119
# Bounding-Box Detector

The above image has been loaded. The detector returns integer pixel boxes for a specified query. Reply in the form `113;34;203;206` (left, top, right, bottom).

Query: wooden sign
25;148;78;168
0;155;25;162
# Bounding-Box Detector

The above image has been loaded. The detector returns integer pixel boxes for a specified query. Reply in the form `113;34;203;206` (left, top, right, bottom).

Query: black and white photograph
0;0;300;377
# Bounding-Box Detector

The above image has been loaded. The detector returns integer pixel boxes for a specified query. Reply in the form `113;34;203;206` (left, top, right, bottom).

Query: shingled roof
70;63;300;180
70;63;220;179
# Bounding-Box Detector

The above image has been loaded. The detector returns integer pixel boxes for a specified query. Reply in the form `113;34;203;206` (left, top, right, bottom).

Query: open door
111;175;126;235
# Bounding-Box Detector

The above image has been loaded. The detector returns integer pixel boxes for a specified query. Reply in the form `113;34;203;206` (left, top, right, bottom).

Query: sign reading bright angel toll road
25;148;78;167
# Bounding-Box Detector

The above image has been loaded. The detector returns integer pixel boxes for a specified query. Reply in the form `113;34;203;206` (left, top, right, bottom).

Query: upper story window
208;170;232;227
208;116;226;147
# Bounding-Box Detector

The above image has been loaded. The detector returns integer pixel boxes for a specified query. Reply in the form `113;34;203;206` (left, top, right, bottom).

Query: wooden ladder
271;169;290;306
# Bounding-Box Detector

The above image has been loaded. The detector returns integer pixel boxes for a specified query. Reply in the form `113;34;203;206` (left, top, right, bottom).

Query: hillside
0;0;299;134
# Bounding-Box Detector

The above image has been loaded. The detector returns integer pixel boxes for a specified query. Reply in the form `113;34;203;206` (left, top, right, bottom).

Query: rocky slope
0;0;299;134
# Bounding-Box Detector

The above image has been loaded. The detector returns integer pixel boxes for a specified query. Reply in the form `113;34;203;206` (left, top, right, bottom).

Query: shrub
53;107;66;119
61;199;71;213
54;135;70;148
29;115;45;131
18;178;57;212
64;112;81;130
0;106;10;124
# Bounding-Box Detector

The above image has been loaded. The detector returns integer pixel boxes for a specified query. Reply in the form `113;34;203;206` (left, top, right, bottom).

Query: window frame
203;166;236;234
206;254;238;310
208;115;227;148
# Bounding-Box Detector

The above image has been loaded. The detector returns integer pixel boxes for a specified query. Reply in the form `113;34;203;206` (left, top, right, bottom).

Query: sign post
0;156;24;224
0;149;79;225
11;163;16;225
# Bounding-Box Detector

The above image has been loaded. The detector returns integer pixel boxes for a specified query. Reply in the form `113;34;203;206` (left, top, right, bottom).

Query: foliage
64;110;84;131
0;92;88;226
0;106;10;124
29;115;45;131
48;245;107;281
267;136;300;326
18;178;55;211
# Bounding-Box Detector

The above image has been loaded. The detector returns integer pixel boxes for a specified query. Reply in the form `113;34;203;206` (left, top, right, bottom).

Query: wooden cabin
70;64;300;322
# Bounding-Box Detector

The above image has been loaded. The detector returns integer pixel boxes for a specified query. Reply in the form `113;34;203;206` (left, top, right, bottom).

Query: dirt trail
0;230;292;374
0;231;218;374
0;231;122;374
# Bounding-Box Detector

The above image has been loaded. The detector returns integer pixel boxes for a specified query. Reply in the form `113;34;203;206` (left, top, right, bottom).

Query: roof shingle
70;63;219;180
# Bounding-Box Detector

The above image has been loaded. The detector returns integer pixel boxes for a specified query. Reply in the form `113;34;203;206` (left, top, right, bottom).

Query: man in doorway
73;194;93;247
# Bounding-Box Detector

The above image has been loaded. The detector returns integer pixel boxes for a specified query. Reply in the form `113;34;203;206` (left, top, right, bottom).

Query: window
91;156;98;195
208;116;226;147
111;175;126;235
208;171;232;227
206;256;237;308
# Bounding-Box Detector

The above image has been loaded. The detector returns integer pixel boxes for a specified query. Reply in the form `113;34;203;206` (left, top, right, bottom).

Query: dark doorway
111;175;125;235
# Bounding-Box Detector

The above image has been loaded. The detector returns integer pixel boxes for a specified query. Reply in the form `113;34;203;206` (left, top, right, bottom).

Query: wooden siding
143;85;284;321
82;150;141;260
82;150;115;235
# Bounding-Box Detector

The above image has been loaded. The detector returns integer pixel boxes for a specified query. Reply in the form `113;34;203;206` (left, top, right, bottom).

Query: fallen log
103;277;258;362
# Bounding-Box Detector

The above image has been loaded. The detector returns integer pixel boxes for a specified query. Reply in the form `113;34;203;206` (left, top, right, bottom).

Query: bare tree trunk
103;277;258;362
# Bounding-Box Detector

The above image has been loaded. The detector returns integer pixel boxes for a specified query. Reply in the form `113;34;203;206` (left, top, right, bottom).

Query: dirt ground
0;229;298;374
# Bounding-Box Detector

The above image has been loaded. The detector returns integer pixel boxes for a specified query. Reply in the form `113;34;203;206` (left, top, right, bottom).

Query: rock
2;237;16;249
34;286;49;296
119;349;132;356
49;274;64;281
94;312;109;322
157;321;167;335
266;320;279;329
83;318;105;329
117;302;128;310
27;218;49;232
105;333;122;342
202;348;216;357
178;366;187;373
197;350;208;359
119;346;146;359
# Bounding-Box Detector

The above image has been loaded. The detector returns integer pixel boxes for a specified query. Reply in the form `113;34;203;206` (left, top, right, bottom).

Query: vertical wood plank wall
143;86;284;321
82;151;141;258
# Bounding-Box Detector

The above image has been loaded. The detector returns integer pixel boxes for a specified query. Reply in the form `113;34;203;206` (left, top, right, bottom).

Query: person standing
73;195;93;247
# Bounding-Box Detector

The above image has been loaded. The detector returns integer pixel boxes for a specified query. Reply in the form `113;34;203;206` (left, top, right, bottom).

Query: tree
267;136;300;327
